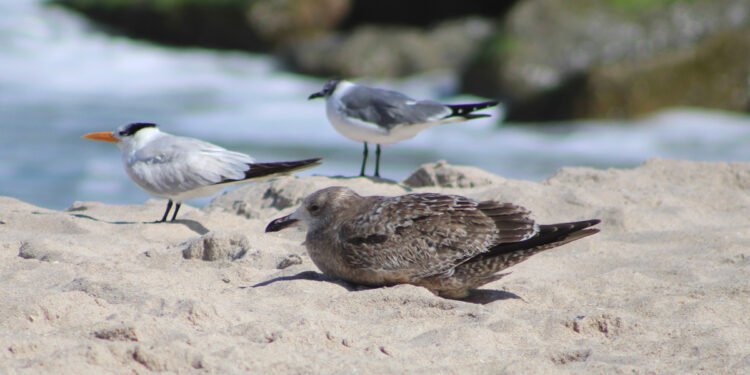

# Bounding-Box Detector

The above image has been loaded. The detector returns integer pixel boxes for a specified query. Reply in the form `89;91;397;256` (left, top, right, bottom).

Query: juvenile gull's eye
309;204;320;212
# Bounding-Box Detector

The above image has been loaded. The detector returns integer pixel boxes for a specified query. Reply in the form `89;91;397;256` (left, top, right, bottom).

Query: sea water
1;0;748;210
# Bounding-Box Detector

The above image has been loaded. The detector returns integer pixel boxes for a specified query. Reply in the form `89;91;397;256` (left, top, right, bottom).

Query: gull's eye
309;204;320;212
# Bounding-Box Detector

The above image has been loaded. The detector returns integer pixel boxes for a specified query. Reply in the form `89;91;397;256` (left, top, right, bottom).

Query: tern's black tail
243;158;322;180
444;100;499;120
218;157;322;184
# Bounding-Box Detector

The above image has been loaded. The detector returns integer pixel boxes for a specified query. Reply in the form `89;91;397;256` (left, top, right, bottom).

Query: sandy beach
1;158;749;374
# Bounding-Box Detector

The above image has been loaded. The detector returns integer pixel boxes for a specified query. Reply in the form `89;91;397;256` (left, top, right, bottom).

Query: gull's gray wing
126;134;253;196
336;193;537;277
340;85;451;129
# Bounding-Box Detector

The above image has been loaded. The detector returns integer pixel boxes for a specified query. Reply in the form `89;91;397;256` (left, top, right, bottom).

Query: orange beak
82;131;118;143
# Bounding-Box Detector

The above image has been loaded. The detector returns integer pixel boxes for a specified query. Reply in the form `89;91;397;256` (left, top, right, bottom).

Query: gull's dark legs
159;199;173;222
170;202;182;222
374;144;382;178
359;142;368;177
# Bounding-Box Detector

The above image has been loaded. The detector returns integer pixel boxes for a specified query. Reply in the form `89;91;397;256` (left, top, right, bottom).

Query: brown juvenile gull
265;186;600;298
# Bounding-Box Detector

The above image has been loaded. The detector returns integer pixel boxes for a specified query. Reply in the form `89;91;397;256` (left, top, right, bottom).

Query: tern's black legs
159;199;174;222
360;142;368;177
158;200;181;222
170;202;181;222
374;144;381;178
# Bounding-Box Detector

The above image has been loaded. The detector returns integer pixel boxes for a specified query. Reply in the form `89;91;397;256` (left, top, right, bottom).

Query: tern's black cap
118;122;157;137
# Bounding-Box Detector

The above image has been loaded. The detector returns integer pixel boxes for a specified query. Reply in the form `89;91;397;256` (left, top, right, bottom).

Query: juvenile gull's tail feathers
447;219;600;296
484;219;601;261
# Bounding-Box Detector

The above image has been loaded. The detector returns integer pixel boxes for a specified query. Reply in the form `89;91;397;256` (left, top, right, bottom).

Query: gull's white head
307;79;343;100
265;186;360;233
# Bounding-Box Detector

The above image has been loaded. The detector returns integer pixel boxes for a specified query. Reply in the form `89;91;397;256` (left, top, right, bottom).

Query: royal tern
83;122;322;222
266;186;600;298
308;79;498;177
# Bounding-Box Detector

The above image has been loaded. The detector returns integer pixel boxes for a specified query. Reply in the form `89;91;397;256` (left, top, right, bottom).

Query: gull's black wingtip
583;219;601;228
446;100;500;119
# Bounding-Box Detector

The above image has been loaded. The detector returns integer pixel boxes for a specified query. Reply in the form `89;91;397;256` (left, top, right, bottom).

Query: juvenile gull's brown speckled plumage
266;186;600;298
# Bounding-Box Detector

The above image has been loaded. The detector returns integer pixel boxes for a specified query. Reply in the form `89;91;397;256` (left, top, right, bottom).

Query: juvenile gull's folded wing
337;193;537;278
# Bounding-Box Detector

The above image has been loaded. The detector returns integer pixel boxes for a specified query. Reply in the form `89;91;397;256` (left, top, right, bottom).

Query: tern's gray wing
336;194;537;278
127;135;253;196
340;86;451;129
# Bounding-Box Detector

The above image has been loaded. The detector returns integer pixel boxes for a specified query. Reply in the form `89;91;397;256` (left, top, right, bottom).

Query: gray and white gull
308;79;498;177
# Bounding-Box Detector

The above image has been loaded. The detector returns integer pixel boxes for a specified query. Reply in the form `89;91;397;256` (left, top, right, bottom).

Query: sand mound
1;159;748;373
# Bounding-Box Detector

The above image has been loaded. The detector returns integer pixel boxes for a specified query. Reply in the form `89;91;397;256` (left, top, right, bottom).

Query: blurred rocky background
52;0;750;122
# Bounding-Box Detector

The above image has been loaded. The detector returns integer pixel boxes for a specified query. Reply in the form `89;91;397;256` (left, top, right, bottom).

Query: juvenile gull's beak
307;91;325;100
265;213;299;232
82;131;118;143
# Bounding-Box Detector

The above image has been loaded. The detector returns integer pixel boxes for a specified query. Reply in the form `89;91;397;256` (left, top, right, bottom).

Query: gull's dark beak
308;91;325;100
265;214;298;232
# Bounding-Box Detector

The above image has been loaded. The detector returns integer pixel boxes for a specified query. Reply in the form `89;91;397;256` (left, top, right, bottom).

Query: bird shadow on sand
250;272;407;294
249;271;362;291
167;219;210;235
454;289;524;305
250;271;523;305
31;210;141;226
63;213;210;235
66;213;138;225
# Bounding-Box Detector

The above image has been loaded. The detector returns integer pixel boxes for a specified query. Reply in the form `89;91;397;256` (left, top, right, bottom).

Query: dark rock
340;0;517;29
50;0;507;80
52;0;349;51
247;0;350;45
280;17;495;78
280;26;438;78
571;28;750;118
52;0;264;50
461;0;750;121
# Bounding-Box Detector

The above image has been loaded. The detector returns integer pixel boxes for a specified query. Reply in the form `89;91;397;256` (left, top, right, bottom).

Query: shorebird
83;122;322;222
266;186;600;298
308;79;498;178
